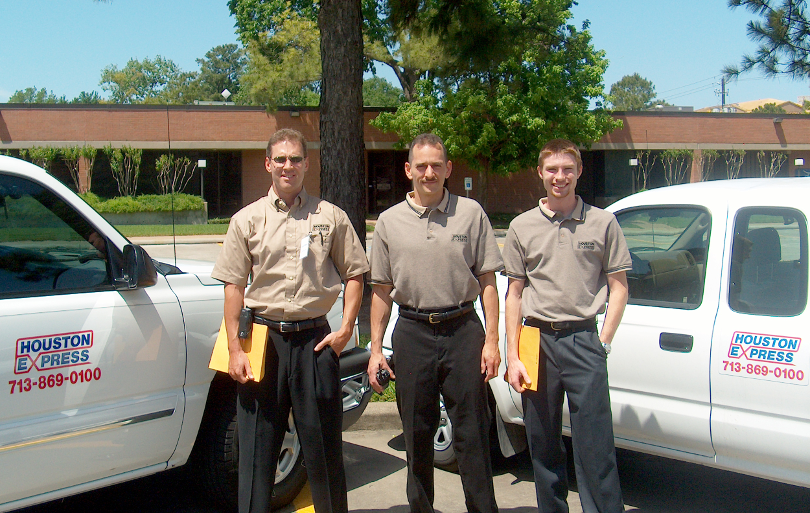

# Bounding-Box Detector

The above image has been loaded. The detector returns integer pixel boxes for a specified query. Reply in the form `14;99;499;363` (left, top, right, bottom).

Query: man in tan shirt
368;133;502;513
211;129;369;513
502;139;631;513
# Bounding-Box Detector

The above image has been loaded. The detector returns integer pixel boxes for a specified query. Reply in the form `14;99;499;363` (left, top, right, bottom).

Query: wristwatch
602;342;612;355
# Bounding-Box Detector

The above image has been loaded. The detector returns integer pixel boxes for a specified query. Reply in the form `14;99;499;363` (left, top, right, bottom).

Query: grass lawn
116;224;230;237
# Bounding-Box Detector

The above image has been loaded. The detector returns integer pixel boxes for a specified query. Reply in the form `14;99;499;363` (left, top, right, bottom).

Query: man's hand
367;351;395;394
229;348;254;384
314;329;351;354
506;356;531;393
481;341;500;382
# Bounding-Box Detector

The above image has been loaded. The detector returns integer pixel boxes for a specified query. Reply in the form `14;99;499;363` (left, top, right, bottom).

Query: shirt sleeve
473;209;504;276
211;213;253;287
328;204;370;280
369;216;393;286
603;215;633;274
501;223;527;279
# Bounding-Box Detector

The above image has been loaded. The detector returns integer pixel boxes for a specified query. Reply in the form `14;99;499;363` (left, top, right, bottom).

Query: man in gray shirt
368;133;502;513
502;139;631;513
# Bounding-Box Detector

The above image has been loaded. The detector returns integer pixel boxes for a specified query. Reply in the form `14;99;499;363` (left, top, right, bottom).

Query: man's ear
445;160;452;179
405;161;413;180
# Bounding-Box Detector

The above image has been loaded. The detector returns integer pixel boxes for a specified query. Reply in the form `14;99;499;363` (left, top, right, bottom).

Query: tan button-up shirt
211;188;369;321
370;189;503;309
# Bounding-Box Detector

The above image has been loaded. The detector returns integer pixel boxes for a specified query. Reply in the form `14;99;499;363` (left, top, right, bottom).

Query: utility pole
716;77;729;111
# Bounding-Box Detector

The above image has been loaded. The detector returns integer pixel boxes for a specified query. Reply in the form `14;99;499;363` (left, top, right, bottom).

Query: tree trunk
318;0;367;249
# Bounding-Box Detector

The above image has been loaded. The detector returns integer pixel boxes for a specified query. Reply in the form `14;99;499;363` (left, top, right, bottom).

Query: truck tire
433;395;458;471
194;383;308;511
433;391;502;472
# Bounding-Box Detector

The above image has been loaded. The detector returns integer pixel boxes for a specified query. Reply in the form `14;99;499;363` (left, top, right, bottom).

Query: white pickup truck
0;155;371;511
387;178;810;489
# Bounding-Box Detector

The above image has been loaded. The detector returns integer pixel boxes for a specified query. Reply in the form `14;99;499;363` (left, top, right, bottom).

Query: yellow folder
208;319;269;382
518;325;540;391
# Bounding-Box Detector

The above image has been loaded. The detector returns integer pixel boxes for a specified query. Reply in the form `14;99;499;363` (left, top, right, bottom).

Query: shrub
79;193;205;214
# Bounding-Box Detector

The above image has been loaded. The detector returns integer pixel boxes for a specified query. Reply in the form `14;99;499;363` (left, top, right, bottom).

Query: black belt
399;302;474;324
254;315;328;333
525;317;596;333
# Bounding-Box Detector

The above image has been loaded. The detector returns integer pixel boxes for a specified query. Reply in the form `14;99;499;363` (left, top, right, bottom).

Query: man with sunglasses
212;129;369;513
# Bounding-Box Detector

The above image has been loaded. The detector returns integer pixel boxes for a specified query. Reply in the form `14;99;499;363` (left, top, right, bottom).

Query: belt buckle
278;322;296;333
550;321;563;331
428;312;442;324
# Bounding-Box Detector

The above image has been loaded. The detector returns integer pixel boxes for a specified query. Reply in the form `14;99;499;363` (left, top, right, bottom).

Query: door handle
659;333;693;353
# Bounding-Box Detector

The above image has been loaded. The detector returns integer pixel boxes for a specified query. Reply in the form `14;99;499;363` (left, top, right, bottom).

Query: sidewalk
347;401;401;431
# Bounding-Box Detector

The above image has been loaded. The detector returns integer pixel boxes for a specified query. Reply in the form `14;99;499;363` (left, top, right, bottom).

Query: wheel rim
433;399;453;452
275;412;301;484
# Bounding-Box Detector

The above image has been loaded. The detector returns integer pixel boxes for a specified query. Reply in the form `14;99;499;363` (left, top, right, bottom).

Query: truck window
729;207;808;316
0;173;111;297
616;207;711;309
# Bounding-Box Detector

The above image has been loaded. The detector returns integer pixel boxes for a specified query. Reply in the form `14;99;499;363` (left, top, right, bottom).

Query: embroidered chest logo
451;234;468;243
312;224;331;235
578;241;596;250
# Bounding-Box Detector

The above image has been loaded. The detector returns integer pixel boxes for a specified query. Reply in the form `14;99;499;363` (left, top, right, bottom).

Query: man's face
265;139;308;198
405;143;452;199
539;152;581;201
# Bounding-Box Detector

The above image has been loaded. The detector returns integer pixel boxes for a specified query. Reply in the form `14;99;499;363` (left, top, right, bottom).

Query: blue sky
2;0;808;109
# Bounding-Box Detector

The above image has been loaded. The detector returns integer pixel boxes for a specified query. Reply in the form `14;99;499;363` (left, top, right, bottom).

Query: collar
405;188;450;217
269;187;308;212
539;196;585;222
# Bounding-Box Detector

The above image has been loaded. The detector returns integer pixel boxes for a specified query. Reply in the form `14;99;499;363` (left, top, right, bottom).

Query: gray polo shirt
370;189;504;309
501;196;632;322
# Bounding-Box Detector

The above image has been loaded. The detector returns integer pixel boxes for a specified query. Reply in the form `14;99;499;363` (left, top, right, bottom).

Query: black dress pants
522;327;623;513
392;310;499;513
236;323;347;513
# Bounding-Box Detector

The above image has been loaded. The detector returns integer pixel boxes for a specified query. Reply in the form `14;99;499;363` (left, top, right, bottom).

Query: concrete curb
347;401;402;431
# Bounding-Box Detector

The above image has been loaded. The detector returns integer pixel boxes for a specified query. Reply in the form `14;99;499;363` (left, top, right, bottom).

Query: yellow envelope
208;319;268;382
518;325;540;391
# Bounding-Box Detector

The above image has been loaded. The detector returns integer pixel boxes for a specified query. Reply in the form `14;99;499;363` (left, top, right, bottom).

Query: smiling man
368;133;502;513
502;139;631;513
211;129;369;513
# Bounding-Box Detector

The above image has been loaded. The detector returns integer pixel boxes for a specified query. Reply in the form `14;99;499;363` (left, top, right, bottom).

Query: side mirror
116;244;158;289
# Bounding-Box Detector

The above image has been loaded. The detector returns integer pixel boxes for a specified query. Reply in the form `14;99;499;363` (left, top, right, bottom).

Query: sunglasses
271;155;304;165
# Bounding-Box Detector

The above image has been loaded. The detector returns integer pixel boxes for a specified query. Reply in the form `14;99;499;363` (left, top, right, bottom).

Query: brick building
2;104;809;216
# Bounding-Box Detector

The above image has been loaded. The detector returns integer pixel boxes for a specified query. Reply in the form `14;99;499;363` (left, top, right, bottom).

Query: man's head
537;139;582;205
265;129;309;201
405;133;452;206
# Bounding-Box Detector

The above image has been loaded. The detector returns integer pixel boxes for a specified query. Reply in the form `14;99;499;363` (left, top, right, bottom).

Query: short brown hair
538;139;581;170
267;128;308;158
408;133;447;162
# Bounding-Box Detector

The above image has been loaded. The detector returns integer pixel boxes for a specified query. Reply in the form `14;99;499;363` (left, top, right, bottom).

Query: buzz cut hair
538;139;582;170
409;133;448;163
267;128;308;158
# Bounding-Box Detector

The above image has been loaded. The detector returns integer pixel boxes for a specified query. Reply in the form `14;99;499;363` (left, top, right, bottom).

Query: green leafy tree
751;102;787;113
725;0;810;80
8;87;67;104
236;9;322;107
661;149;692;186
62;145;98;193
155;154;197;194
608;73;661;111
229;0;451;103
194;44;247;101
724;149;746;179
104;145;142;196
699;149;720;181
100;56;196;104
71;91;104;104
19;146;61;172
372;0;620;209
363;77;404;107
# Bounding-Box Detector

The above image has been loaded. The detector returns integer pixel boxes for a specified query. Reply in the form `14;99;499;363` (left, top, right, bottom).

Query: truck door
0;172;186;506
606;205;718;458
711;206;810;485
